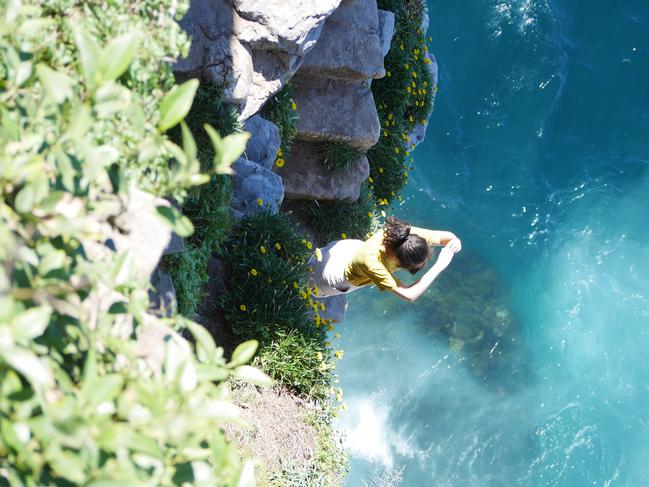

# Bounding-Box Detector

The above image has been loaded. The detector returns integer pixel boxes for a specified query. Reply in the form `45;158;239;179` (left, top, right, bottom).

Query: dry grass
225;383;320;484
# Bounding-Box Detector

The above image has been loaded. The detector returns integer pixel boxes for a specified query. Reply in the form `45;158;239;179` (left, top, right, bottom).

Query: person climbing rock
310;216;461;301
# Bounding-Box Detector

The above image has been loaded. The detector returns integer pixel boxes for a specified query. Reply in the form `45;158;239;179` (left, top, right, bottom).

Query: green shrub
260;83;299;155
290;184;380;245
315;139;363;174
165;84;239;317
0;1;262;484
370;0;435;205
219;213;317;344
255;330;334;401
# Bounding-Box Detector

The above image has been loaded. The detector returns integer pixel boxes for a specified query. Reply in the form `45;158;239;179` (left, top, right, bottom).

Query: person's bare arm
410;227;461;248
390;247;455;302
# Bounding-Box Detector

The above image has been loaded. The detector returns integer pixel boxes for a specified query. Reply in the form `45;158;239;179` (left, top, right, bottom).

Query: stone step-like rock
230;157;284;217
275;140;368;202
292;76;380;150
298;0;385;81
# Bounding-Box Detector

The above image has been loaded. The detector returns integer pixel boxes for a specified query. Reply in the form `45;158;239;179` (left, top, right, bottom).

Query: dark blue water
336;1;649;485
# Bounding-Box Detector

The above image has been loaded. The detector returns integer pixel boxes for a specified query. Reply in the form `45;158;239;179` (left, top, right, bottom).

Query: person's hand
446;237;462;254
434;246;454;270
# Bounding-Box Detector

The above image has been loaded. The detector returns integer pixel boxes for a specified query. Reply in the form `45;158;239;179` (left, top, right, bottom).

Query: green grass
165;83;238;317
255;329;333;401
315;140;363;174
260;83;299;155
289;184;380;245
219;213;318;344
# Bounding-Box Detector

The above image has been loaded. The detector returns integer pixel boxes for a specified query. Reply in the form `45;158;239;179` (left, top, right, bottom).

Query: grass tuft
261;83;299;155
315;140;363;174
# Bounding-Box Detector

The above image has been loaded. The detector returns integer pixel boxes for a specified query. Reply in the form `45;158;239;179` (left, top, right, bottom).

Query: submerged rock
407;251;533;390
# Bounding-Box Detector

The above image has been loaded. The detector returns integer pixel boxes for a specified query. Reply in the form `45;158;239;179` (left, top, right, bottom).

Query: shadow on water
400;250;534;393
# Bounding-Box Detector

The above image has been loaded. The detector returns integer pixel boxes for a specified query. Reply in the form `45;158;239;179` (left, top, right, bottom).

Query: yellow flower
413;71;417;78
257;198;263;206
240;304;247;311
316;352;323;361
383;130;388;137
424;81;429;87
275;242;282;250
421;119;426;126
335;350;344;359
379;167;384;173
409;115;414;123
315;248;322;261
275;158;285;168
387;113;393;120
405;63;410;69
406;87;412;93
307;266;314;273
367;211;373;217
291;100;297;110
293;281;299;288
400;43;404;50
320;302;325;311
314;285;320;296
395;147;400;154
429;36;433;42
387;71;391;77
267;278;273;283
325;341;331;347
299;290;307;299
328;324;335;331
306;241;313;250
341;233;347;239
250;268;258;276
368;176;374;183
260;245;267;254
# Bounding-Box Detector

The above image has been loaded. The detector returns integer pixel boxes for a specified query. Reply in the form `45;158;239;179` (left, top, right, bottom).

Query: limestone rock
299;0;385;81
275;140;369;202
135;318;192;378
292;76;380;150
149;265;177;317
242;117;281;170
230;157;284;216
232;0;342;54
175;0;342;118
111;188;172;282
377;9;395;56
163;232;184;255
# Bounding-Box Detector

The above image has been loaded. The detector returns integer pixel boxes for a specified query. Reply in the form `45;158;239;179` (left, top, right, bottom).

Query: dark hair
383;217;430;273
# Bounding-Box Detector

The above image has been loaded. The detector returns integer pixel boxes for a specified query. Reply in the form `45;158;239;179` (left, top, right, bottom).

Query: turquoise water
336;1;649;485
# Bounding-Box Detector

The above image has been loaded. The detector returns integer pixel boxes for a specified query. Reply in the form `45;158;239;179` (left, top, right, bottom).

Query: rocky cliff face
166;0;436;323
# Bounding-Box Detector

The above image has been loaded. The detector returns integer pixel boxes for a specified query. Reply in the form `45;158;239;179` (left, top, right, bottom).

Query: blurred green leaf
158;79;198;132
13;305;51;341
155;205;194;237
185;320;218;363
73;26;100;86
229;340;258;368
232;365;273;387
1;347;52;389
36;64;73;104
97;32;138;83
14;185;35;213
231;460;256;487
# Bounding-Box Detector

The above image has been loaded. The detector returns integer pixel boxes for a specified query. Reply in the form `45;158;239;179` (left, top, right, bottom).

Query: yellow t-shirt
344;226;442;291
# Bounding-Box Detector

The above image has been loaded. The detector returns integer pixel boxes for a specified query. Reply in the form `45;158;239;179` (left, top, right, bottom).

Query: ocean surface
336;1;649;485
